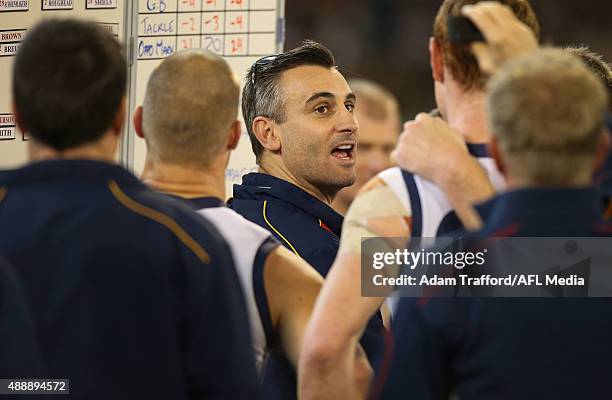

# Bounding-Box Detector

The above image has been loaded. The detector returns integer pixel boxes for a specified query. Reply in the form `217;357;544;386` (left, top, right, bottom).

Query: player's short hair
433;0;540;92
565;46;612;112
12;19;126;150
348;79;401;128
242;40;336;163
142;50;240;167
488;49;608;185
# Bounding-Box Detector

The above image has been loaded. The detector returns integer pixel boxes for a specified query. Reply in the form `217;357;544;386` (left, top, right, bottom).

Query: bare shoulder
342;173;412;244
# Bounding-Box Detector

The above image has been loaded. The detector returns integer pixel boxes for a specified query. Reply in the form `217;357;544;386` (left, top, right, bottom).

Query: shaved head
142;50;240;166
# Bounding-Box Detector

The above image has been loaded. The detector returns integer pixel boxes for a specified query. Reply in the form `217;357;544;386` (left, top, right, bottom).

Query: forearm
299;336;369;400
299;253;382;399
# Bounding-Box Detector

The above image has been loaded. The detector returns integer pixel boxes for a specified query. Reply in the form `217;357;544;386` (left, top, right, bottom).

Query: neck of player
28;131;118;163
141;157;226;201
445;87;490;144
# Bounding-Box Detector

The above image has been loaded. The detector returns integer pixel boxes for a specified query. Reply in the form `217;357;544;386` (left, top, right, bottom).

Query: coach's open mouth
331;143;355;161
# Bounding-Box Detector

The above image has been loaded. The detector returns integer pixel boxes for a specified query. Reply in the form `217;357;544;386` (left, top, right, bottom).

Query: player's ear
593;130;610;173
227;120;241;151
429;37;445;83
489;137;506;178
252;116;281;152
133;105;145;139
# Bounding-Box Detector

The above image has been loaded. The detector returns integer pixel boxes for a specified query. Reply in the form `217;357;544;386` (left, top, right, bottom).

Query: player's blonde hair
143;50;240;167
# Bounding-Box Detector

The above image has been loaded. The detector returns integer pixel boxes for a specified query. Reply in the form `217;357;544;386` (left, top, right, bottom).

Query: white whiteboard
0;0;285;198
126;0;285;197
0;0;127;169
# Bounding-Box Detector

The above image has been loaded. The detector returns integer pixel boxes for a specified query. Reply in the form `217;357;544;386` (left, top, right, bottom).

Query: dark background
285;0;611;120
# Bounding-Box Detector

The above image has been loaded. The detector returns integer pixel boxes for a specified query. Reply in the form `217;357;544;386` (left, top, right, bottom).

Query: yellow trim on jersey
108;180;210;264
0;187;6;203
262;200;301;257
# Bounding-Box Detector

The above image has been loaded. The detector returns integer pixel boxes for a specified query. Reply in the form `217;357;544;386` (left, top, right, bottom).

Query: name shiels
0;30;25;42
42;0;74;10
86;0;117;9
0;114;16;141
0;0;29;12
0;115;15;125
0;29;26;57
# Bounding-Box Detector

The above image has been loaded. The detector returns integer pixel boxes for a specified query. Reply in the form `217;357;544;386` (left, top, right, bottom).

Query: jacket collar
232;172;344;234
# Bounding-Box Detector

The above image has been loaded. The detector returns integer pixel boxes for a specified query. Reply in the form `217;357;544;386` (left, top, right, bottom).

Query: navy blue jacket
229;173;342;276
0;256;44;379
0;160;257;400
230;172;384;398
377;187;612;400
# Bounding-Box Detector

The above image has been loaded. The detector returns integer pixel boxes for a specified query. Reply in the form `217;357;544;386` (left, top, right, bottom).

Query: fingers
474;2;516;27
461;3;504;44
414;112;433;123
462;1;538;75
462;2;522;44
470;42;495;74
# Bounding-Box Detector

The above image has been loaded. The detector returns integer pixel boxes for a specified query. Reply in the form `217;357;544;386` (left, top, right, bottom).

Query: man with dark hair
299;1;540;399
1;19;256;399
232;40;356;275
229;40;384;399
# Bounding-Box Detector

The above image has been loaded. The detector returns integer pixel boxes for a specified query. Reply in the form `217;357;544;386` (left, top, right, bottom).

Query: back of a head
12;19;126;151
565;46;612;112
433;0;540;92
347;78;401;127
488;49;608;186
142;49;240;167
242;40;336;163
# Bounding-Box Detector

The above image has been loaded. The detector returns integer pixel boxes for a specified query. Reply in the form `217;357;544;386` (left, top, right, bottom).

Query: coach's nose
335;106;359;137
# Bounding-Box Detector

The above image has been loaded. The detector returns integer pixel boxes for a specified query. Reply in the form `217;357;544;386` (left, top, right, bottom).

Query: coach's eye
345;102;355;112
315;105;329;114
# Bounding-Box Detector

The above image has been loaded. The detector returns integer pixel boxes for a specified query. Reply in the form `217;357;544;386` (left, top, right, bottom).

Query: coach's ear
227;120;241;151
489;138;506;178
133;105;145;139
429;37;445;83
252;116;281;152
593;130;611;173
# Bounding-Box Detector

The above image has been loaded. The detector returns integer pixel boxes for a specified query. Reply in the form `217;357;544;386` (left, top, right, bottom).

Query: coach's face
276;65;358;199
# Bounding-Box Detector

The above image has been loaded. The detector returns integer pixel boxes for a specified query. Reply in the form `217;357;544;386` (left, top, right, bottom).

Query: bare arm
265;246;373;398
299;179;411;400
264;245;324;367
